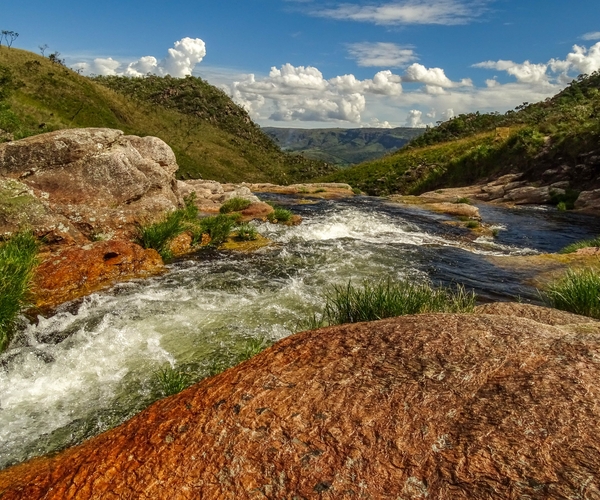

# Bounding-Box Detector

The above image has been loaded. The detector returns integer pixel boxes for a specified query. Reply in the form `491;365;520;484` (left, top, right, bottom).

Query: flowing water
1;196;600;469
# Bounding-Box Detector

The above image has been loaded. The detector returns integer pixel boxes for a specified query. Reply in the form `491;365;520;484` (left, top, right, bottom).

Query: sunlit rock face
1;304;599;499
0;128;182;242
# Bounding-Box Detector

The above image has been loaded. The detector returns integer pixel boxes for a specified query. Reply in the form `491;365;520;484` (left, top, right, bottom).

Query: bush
0;232;38;352
152;365;191;397
267;207;293;223
456;197;471;205
136;210;185;260
543;268;600;319
559;236;600;254
322;279;476;325
466;221;480;229
219;197;252;214
235;223;258;241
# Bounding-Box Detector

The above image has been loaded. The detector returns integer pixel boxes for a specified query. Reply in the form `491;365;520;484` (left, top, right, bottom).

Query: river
1;195;599;469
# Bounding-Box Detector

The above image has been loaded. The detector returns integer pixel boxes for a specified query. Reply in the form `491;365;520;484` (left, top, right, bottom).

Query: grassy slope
0;47;335;184
263;127;424;166
324;72;600;195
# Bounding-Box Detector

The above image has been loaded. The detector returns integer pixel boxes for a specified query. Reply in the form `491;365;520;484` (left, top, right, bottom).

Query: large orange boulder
32;240;164;308
1;305;599;498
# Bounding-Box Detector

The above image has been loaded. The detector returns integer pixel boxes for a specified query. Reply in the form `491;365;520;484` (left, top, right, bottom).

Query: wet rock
240;201;274;221
428;202;481;219
4;305;598;498
32;240;164;308
503;186;556;205
574;189;600;211
168;232;193;257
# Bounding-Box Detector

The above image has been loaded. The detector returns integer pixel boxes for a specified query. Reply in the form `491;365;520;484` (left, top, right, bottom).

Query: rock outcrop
32;241;164;309
1;304;599;498
0;128;183;242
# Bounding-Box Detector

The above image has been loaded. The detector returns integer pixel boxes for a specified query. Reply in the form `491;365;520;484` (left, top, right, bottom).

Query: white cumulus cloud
405;109;426;127
73;37;206;77
230;64;405;123
473;60;549;84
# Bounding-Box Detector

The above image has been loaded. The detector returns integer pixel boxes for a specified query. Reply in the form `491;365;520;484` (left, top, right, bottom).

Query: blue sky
4;0;600;128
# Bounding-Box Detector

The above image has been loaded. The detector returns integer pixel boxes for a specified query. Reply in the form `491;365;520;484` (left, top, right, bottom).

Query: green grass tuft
321;279;476;326
543;268;600;319
267;207;293;223
136;210;185;260
559;236;600;254
152;365;191;397
456;197;471;205
197;214;237;246
235;223;259;241
219;197;252;214
465;220;480;229
0;232;38;352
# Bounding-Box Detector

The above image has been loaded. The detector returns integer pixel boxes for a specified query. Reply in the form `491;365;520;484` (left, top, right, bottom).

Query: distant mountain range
262;127;425;166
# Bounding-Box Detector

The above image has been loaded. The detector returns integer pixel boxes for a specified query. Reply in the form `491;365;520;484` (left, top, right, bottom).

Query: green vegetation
207;336;272;376
0;232;38;352
219;197;252;214
267;207;293;223
0;47;336;183
465;221;480;229
323;71;600;196
235;223;258;241
306;279;476;327
196;214;237;246
152;365;191;397
456;197;471;204
543;268;600;319
559;236;600;254
136;210;186;260
263;126;424;166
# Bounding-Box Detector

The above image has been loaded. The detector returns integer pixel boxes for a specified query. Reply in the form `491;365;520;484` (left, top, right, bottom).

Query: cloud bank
73;38;206;77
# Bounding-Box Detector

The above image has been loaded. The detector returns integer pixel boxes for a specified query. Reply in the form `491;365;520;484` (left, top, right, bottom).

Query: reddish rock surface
1;305;599;498
32;240;164;308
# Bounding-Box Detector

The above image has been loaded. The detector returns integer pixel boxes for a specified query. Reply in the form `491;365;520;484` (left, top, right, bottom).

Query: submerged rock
1;304;599;498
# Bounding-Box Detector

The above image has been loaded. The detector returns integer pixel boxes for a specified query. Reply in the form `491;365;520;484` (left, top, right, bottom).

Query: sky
3;0;600;128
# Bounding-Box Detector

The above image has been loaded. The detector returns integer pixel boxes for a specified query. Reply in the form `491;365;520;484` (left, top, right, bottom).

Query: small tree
1;31;19;48
48;51;65;66
39;44;48;56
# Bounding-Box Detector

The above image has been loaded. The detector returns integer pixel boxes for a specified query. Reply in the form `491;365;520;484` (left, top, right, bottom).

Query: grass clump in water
0;232;38;352
196;214;237;246
235;223;258;241
152;365;192;397
543;268;600;319
322;279;476;326
559;236;600;254
267;207;293;223
455;197;471;205
220;197;252;214
206;336;272;377
465;220;480;229
136;210;185;260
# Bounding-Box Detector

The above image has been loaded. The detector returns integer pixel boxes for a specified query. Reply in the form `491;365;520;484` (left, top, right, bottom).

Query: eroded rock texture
1;305;599;498
0;128;182;242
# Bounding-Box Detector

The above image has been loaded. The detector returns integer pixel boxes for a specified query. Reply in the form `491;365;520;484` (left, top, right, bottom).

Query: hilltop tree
1;31;19;48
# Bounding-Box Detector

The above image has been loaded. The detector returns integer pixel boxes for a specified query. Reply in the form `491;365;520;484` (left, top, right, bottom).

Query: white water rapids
1;197;598;469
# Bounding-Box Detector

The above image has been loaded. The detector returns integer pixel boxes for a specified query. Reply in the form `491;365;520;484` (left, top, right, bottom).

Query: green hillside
0;47;335;183
324;72;600;196
263;126;424;166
